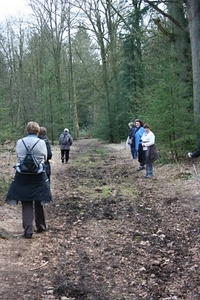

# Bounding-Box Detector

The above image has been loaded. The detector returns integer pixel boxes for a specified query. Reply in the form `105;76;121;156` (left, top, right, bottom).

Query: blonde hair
26;122;40;134
128;122;134;127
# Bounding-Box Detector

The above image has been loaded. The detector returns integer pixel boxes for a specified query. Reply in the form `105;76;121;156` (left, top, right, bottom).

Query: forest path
0;138;199;300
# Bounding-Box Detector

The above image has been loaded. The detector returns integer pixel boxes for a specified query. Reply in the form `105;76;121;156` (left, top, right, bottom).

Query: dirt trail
0;139;199;300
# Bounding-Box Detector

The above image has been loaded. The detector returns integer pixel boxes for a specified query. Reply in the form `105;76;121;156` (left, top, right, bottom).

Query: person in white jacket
141;123;155;178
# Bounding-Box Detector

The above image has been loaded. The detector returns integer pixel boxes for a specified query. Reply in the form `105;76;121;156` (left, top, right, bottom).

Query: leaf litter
0;138;199;300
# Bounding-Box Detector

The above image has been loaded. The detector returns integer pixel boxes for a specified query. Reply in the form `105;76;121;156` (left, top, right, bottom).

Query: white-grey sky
0;0;31;21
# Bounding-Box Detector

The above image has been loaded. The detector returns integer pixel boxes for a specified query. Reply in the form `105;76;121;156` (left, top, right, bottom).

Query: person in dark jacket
128;122;137;159
6;122;52;239
188;138;200;159
134;119;145;171
38;127;52;181
59;128;73;163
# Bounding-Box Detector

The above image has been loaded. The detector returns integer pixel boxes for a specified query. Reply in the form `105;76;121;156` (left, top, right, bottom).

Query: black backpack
19;139;41;173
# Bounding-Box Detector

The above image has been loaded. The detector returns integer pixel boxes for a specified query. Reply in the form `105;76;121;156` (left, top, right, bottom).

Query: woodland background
0;0;200;161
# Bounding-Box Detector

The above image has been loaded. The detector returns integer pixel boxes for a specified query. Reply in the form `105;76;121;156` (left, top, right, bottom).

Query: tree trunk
68;13;79;139
167;0;190;83
186;0;200;124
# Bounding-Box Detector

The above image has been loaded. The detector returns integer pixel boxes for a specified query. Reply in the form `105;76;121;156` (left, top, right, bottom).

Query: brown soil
0;138;199;300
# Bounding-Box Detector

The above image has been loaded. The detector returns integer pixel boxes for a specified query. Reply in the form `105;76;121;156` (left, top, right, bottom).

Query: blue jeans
146;163;153;176
131;147;137;159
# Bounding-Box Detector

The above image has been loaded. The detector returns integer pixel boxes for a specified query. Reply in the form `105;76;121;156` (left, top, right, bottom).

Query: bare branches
144;0;188;32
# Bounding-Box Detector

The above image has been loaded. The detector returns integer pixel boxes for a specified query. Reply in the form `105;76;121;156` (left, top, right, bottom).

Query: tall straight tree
74;0;124;142
118;0;146;120
186;0;200;125
71;27;101;131
67;3;79;139
25;26;57;141
29;0;71;129
160;0;192;113
30;0;68;91
0;20;34;130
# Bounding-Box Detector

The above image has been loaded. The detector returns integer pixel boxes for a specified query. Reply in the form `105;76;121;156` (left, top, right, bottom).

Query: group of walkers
5;122;73;239
4;118;159;238
5;119;200;239
127;119;158;178
127;118;200;178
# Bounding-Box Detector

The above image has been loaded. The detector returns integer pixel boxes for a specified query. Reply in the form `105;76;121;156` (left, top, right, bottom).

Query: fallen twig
29;261;49;271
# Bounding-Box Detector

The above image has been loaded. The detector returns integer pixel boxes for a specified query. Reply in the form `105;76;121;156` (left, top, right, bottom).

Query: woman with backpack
59;128;73;163
6;122;52;239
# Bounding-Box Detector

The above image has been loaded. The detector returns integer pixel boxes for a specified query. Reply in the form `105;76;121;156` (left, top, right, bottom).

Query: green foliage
91;114;110;142
143;87;195;159
140;30;194;160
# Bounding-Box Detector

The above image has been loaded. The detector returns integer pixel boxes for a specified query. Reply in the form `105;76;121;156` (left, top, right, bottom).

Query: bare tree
0;19;32;128
74;0;121;141
67;3;79;139
29;0;70;103
29;0;80;137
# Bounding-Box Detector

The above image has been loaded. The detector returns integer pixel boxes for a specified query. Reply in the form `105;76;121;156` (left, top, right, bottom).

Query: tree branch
144;0;188;32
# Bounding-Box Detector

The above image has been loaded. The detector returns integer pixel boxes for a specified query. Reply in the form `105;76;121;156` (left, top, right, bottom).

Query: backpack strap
22;139;40;151
31;139;40;150
22;139;28;151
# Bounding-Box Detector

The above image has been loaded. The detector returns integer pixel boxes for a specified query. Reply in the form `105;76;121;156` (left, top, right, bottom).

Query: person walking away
134;119;145;170
38;127;52;182
141;123;157;178
128;122;137;159
5;122;52;238
59;128;73;163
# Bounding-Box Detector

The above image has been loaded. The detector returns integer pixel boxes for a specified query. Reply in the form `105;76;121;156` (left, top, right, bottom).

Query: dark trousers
21;201;46;236
61;149;70;163
138;144;146;166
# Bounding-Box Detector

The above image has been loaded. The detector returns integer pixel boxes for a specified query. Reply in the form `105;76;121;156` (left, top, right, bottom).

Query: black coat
38;135;52;178
6;172;52;203
138;143;146;163
191;137;200;158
